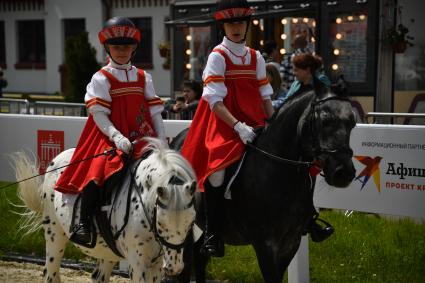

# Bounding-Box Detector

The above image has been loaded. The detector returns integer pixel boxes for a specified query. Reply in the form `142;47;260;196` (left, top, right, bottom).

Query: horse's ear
331;74;349;97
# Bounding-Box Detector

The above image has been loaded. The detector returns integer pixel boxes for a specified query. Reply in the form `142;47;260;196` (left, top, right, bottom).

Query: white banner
314;124;425;218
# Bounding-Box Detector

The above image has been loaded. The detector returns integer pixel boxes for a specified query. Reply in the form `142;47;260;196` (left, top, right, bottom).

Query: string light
186;35;192;41
281;19;287;25
281;34;287;40
336;18;342;24
311;37;316;43
333;49;340;55
312;20;316;27
280;48;286;55
260;40;264;45
292;18;299;23
185;49;192;55
185;63;192;69
336;33;343;39
303;18;309;23
253;19;259;25
347;15;354;21
359;14;366;20
332;64;339;70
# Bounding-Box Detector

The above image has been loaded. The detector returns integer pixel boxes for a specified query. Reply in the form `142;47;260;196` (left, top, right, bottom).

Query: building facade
0;0;172;96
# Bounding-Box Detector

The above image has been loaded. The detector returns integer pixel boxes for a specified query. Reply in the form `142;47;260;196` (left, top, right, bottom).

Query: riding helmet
214;0;253;23
98;17;141;45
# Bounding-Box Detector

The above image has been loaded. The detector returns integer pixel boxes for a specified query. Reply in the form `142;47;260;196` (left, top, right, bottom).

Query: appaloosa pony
13;138;197;283
172;87;356;283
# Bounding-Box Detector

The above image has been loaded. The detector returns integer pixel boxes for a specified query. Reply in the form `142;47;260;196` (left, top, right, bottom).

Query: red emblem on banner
37;130;64;174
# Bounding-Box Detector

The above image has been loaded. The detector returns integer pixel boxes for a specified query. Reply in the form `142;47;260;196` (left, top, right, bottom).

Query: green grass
1;182;424;282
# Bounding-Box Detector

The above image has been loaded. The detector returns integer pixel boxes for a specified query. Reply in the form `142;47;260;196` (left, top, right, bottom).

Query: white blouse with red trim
202;36;273;108
85;60;163;116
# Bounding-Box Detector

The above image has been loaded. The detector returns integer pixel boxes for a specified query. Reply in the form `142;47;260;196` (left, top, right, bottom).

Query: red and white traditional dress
55;61;163;194
181;36;273;191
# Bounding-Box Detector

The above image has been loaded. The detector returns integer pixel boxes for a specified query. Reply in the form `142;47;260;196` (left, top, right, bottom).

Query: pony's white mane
141;138;197;210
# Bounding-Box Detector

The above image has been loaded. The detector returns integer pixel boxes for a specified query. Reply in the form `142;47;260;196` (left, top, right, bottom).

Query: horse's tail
11;151;44;234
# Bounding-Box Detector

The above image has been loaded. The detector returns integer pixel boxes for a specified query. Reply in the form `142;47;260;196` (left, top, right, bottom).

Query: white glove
92;111;132;153
111;131;132;154
233;121;256;144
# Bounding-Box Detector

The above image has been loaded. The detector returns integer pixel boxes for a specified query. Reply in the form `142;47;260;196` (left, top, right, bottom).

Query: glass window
17;20;46;67
329;13;368;83
130;17;152;69
181;26;212;82
0;21;5;67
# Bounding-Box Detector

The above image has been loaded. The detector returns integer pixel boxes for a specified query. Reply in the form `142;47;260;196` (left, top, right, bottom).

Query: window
130;17;152;69
16;20;46;69
64;18;86;40
0;21;5;68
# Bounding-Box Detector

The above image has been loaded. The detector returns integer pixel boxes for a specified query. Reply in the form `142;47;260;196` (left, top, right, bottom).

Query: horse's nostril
332;165;354;187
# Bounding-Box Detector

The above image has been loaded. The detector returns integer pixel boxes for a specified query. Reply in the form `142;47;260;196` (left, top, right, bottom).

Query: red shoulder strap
212;48;232;67
249;48;257;70
99;69;119;83
136;68;146;83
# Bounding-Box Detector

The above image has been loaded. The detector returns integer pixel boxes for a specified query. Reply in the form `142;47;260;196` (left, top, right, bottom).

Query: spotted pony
12;138;197;283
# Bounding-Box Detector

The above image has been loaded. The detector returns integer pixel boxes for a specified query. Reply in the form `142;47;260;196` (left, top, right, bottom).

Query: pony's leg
193;238;208;283
91;259;117;283
252;241;287;283
43;214;68;283
126;253;150;283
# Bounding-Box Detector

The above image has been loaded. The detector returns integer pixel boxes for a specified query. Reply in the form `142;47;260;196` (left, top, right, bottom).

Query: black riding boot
70;182;99;246
306;211;334;242
202;182;224;257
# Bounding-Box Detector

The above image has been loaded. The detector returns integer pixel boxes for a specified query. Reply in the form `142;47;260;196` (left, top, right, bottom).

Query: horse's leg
43;214;68;283
91;259;117;283
193;238;208;283
252;241;286;283
126;252;156;283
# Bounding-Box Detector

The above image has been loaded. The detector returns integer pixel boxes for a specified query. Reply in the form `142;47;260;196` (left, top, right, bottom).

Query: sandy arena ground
0;260;129;283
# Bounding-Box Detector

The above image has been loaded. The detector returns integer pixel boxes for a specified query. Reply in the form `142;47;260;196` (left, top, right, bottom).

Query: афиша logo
354;156;383;192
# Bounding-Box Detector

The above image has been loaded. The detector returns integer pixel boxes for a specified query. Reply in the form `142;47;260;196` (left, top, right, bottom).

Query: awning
165;7;314;27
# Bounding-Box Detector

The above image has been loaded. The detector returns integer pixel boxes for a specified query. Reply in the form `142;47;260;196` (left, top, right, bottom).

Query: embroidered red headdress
214;7;254;21
98;17;141;45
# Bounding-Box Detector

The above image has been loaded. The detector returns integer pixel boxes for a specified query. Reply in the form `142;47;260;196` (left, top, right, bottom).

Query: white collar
108;59;132;70
222;36;247;56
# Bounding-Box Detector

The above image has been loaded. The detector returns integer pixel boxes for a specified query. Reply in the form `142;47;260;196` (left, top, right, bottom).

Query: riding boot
202;182;224;257
305;210;334;242
70;182;99;245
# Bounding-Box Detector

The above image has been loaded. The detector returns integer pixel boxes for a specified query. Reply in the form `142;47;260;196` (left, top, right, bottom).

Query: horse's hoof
309;218;334;242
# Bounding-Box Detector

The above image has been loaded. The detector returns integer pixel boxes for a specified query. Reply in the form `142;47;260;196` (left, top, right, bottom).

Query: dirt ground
0;260;129;283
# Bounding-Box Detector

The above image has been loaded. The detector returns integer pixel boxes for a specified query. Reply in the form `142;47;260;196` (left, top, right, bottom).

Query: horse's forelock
141;138;196;209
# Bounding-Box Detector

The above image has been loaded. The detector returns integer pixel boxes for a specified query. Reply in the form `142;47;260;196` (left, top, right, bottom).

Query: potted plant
157;41;170;58
384;6;414;53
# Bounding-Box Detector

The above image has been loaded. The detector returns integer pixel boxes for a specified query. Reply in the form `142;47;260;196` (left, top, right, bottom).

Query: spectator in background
0;68;8;98
262;40;281;72
164;79;202;120
266;63;287;109
280;34;312;89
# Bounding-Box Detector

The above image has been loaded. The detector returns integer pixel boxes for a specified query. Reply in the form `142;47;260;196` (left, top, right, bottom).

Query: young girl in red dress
55;17;165;245
181;0;274;257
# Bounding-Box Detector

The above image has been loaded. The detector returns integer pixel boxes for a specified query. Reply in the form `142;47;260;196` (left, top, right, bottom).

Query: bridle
248;95;353;169
132;162;195;253
308;95;354;157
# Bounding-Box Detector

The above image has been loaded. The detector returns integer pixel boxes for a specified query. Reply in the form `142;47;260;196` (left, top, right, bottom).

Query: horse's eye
157;187;166;198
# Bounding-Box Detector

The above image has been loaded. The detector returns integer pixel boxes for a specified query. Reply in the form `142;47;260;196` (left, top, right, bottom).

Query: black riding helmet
215;0;253;42
98;17;141;64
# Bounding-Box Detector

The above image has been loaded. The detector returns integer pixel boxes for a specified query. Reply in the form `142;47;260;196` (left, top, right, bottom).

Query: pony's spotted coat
13;138;197;283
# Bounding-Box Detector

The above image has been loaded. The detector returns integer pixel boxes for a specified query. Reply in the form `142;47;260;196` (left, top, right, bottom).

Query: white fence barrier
0;113;424;282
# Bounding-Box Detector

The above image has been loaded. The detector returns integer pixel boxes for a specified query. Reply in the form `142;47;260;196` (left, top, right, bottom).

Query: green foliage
0;183;84;260
64;32;100;103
